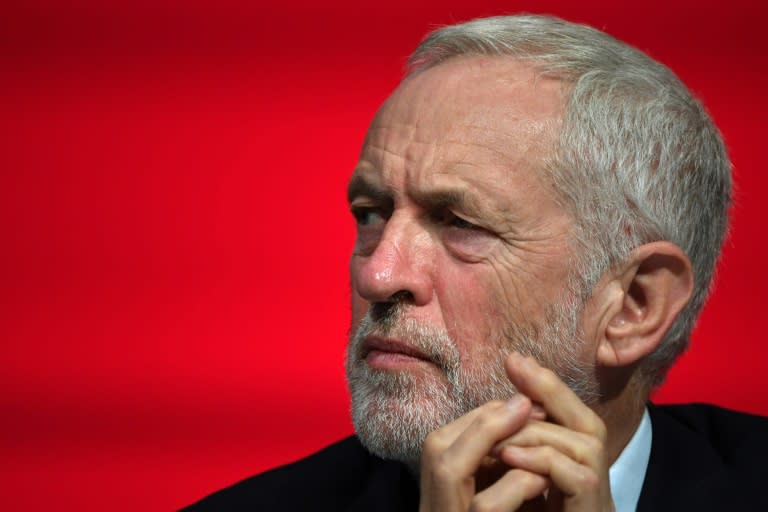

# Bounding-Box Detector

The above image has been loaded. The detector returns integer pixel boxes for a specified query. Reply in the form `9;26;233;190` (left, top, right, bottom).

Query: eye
448;214;479;230
439;210;497;262
351;205;387;256
432;209;481;230
351;206;386;227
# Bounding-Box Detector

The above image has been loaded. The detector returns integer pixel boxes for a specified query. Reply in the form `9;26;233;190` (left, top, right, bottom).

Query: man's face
346;57;597;467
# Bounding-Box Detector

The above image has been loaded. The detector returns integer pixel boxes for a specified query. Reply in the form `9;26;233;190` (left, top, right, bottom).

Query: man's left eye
434;210;480;230
448;214;479;230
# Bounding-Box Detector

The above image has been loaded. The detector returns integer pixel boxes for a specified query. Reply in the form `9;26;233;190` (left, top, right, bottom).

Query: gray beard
345;299;598;470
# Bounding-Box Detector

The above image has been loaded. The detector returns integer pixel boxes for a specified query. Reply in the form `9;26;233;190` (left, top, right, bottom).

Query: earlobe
596;242;694;368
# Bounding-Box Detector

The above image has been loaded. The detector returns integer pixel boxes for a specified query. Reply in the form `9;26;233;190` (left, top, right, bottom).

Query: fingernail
505;394;525;410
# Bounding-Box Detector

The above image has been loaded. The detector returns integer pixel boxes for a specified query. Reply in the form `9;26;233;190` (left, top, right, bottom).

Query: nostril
369;302;397;324
369;298;409;331
389;290;415;303
368;292;413;324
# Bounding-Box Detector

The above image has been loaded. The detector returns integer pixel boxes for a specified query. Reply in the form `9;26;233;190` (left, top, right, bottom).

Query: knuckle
421;432;438;452
594;421;608;441
431;456;455;482
574;467;600;490
581;412;607;438
421;431;446;459
473;412;495;431
571;443;589;465
422;429;435;443
583;434;604;457
473;406;507;432
537;445;555;462
571;436;605;472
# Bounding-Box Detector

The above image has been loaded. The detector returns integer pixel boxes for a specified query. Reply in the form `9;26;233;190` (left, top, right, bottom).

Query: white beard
345;299;598;470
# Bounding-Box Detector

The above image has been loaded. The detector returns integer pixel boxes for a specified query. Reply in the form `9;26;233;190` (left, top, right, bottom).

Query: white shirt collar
608;407;652;512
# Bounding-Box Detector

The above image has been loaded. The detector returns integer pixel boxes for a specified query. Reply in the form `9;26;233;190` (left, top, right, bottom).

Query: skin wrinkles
349;57;576;343
347;56;597;472
350;156;572;323
351;162;569;309
354;147;566;246
355;87;564;241
490;258;561;320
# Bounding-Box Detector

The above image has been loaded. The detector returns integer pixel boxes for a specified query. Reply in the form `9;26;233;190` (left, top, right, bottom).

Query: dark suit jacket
183;403;768;511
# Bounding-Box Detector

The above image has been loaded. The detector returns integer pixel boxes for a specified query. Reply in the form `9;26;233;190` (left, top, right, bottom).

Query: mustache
352;302;460;373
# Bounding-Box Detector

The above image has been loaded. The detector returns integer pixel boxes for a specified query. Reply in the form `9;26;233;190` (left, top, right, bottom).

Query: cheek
485;251;569;325
442;228;499;262
436;266;511;348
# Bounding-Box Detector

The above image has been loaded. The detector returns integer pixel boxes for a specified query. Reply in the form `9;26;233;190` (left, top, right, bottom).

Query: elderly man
185;14;768;511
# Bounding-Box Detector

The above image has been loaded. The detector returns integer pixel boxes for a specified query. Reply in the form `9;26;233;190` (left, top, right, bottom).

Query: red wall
2;1;766;509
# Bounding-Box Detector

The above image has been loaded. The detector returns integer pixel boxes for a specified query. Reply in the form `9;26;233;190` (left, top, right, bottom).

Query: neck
593;376;648;465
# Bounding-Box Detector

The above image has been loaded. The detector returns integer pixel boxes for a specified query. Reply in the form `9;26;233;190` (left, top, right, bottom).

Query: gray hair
407;14;732;387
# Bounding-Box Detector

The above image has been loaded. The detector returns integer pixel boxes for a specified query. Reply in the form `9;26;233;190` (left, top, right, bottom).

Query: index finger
504;352;606;439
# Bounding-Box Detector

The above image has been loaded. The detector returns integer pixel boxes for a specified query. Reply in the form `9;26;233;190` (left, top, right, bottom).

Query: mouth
361;336;433;369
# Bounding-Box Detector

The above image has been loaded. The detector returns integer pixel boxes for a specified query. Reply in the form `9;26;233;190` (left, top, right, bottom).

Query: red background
2;1;766;509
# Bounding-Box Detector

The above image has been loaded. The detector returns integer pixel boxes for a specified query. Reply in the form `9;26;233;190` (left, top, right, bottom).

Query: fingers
492;420;603;471
499;445;599;498
499;352;613;510
505;353;606;441
468;469;548;512
419;396;538;512
420;352;613;511
421;395;532;479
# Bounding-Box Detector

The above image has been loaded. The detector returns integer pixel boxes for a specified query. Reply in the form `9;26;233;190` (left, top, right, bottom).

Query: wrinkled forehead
358;56;567;196
371;56;566;141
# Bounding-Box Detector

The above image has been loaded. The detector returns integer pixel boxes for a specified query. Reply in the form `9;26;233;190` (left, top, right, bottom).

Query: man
184;14;768;511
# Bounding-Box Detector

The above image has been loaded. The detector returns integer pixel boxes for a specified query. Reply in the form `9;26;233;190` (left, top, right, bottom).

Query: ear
592;241;694;368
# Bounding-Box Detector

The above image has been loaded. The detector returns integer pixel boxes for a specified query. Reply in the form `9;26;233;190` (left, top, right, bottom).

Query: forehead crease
355;57;563;211
365;123;438;159
362;129;441;188
442;138;525;169
360;133;540;215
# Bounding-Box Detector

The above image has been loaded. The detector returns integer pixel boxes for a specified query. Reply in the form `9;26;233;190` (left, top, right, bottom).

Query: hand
418;352;614;512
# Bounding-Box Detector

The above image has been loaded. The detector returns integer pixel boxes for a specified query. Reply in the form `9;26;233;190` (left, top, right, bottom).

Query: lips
361;336;432;365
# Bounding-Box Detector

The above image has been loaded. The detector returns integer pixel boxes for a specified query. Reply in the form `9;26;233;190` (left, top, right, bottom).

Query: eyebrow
348;173;480;217
409;188;470;212
347;174;392;204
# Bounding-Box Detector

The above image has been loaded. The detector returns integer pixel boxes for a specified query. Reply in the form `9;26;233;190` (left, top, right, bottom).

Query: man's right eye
351;207;386;227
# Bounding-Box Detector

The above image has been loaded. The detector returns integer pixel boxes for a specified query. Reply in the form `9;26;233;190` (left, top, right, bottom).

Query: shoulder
639;403;768;510
182;436;378;511
650;402;768;462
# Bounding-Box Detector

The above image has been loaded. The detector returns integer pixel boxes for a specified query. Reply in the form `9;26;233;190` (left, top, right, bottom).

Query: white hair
407;14;732;386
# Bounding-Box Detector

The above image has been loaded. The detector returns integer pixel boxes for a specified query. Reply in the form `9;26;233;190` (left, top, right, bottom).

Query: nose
351;215;433;306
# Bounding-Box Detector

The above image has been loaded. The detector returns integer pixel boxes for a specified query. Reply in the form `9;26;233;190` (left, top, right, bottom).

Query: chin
347;361;463;466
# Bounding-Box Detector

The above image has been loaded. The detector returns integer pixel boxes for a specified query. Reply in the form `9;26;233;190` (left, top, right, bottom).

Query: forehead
355;57;565;199
385;56;564;132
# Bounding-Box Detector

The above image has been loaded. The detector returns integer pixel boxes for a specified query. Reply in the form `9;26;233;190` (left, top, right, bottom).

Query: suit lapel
637;403;729;511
